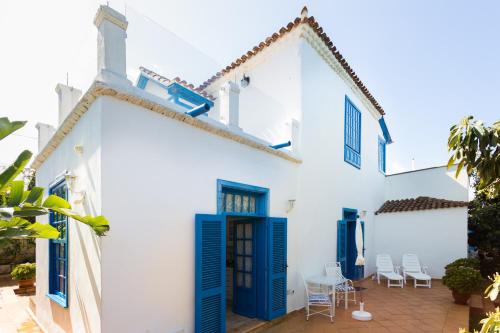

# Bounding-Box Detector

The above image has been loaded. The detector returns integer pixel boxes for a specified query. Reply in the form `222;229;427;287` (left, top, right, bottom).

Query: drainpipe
186;103;211;117
270;141;291;149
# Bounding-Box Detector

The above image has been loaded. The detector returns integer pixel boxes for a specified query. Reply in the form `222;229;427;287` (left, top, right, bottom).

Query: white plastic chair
376;254;404;288
325;262;356;307
402;254;431;288
302;274;334;322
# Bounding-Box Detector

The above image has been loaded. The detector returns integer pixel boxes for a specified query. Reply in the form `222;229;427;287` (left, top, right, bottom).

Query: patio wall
385;165;469;201
373;207;468;278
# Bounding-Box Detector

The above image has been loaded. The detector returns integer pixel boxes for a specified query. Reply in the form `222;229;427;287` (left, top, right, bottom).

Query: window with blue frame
217;179;269;216
344;96;362;168
48;180;69;307
378;136;386;173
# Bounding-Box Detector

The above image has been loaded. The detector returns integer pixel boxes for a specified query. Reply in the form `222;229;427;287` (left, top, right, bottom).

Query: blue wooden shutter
337;220;347;274
195;214;226;333
267;217;287;320
344;97;362;168
378;137;386;173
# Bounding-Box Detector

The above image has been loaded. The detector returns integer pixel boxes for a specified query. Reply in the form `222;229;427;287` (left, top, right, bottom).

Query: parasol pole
352;211;373;321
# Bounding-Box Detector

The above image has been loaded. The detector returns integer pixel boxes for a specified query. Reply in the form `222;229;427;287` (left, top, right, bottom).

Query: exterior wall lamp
240;74;250;88
64;171;86;204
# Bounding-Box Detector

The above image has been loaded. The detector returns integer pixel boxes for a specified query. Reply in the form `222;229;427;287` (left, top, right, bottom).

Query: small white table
306;275;349;309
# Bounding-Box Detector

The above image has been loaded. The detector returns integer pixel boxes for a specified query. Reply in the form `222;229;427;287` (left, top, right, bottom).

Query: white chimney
35;123;55;152
94;5;130;85
219;81;240;129
291;119;300;154
55;84;81;125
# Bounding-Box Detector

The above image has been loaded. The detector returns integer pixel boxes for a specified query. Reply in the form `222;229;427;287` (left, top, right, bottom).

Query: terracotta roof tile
375;196;469;215
197;8;386;116
139;67;216;101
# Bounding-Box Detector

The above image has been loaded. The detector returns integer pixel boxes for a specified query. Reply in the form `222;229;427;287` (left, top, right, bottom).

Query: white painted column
55;84;81;125
94;5;131;86
219;81;240;129
35;123;55;151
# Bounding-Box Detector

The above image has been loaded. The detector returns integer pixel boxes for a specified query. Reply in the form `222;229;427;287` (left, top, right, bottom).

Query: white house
31;5;468;333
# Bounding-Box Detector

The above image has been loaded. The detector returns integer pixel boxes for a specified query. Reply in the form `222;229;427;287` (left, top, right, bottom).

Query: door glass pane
221;192;226;211
234;195;241;212
236;224;243;239
237;256;243;271
242;196;249;213
237;240;243;255
245;273;252;288
226;193;233;212
245;240;252;255
237;272;243;287
245;223;252;238
245;257;252;272
249;197;256;213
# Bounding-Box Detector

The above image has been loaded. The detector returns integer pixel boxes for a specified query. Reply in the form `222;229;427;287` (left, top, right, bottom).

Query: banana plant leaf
0;117;26;141
0;217;60;239
50;207;110;236
7;181;24;206
0;150;32;193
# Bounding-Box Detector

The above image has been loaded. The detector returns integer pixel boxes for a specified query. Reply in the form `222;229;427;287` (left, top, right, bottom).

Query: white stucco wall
287;39;387;312
385;165;469;201
373;208;468;278
35;101;103;333
98;96;299;333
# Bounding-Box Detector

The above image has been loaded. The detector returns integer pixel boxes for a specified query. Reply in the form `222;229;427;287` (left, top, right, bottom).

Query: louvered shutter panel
344;97;362;168
337;220;347;274
195;214;226;333
267;217;287;320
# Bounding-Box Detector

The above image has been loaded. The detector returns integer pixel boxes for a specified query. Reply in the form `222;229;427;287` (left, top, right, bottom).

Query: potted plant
442;266;483;304
444;257;480;271
11;263;36;289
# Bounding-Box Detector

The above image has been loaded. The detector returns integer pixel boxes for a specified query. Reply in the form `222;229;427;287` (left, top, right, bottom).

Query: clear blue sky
1;0;498;173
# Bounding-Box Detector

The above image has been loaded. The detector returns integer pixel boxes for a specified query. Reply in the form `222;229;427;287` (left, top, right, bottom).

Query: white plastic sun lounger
402;254;431;288
376;254;404;288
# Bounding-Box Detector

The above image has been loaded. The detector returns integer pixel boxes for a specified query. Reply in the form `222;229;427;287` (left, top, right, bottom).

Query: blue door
195;214;226;333
266;217;287;320
233;221;257;317
337;220;347;275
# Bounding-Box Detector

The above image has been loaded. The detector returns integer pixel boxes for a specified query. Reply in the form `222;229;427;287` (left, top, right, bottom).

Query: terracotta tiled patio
0;279;41;333
256;279;468;333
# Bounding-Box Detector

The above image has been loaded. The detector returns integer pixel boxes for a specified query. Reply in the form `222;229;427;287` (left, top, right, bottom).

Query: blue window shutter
195;214;226;333
344;96;361;168
378;137;386;173
267;217;287;320
337;220;347;274
48;180;69;308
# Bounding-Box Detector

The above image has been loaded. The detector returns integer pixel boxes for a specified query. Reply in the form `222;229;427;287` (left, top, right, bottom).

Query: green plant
0;117;110;248
445;258;481;273
10;262;36;281
468;187;500;278
448;116;500;197
460;272;500;333
443;266;483;294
